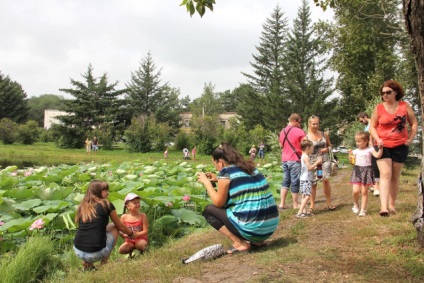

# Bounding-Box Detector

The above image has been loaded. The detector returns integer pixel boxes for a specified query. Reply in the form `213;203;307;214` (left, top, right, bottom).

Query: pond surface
0;159;67;169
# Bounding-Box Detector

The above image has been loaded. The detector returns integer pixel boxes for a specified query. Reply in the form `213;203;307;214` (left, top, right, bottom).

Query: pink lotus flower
29;218;45;230
108;171;113;176
139;172;143;176
182;195;190;202
24;171;32;177
11;172;17;176
0;221;5;226
166;202;173;207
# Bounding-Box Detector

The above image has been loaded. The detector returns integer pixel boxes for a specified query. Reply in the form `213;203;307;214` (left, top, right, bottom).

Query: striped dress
220;165;279;242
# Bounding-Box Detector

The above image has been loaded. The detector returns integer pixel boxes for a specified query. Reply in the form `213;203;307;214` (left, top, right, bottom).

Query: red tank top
376;101;408;148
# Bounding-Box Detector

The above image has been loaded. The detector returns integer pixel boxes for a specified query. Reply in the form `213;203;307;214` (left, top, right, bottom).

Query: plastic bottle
316;163;323;179
349;150;355;165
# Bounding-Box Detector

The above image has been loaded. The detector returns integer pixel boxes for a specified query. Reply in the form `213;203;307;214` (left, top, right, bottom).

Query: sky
0;0;334;100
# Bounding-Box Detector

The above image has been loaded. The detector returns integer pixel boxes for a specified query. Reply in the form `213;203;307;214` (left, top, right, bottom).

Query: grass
51;162;423;283
1;143;423;282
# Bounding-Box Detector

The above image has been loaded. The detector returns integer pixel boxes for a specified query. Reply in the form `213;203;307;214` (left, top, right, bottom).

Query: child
118;193;148;257
349;131;383;217
85;137;91;154
191;146;197;160
73;180;135;271
249;145;256;160
164;148;168;159
183;148;190;159
258;142;265;161
297;140;322;218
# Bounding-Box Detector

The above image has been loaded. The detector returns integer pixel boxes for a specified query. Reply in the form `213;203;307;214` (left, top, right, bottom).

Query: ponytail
212;142;256;175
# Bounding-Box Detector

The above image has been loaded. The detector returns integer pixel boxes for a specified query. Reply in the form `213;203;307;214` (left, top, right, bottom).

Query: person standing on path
358;112;380;197
92;136;99;155
306;115;336;213
278;113;306;210
369;80;417;216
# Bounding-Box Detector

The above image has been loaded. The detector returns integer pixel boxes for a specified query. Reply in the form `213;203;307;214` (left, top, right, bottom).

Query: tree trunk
403;0;424;247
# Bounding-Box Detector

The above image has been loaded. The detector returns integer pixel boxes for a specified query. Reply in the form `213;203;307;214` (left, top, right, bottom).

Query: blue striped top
219;165;279;242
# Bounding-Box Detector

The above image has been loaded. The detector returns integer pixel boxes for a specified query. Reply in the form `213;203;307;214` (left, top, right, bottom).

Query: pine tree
0;72;29;123
241;5;290;130
283;0;336;129
55;64;125;148
125;52;169;119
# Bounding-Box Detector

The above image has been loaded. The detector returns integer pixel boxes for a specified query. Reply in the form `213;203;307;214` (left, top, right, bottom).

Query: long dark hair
75;180;109;224
212;142;256;175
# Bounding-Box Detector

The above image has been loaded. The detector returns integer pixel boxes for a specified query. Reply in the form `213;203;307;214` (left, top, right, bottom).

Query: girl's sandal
306;208;315;216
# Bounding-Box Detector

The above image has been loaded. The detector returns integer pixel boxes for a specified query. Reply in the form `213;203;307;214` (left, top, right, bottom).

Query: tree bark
403;0;424;247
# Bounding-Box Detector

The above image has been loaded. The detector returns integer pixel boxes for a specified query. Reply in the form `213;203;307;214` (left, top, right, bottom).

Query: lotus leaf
4;187;33;200
2;166;18;173
0;177;18;191
171;208;203;225
13;199;42;211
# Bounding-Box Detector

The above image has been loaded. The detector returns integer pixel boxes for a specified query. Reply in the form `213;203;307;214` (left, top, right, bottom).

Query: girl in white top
349;131;383;216
297;140;322;218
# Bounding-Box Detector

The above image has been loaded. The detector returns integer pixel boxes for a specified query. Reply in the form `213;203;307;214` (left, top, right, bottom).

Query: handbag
329;149;339;177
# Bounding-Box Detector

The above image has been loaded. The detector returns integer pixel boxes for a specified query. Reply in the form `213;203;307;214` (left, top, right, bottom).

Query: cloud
0;0;333;99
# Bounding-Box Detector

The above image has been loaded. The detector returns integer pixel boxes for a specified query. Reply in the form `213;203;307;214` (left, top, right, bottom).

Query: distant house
180;112;238;132
43;109;68;129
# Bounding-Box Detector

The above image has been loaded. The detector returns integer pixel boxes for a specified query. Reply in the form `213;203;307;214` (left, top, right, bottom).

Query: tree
55;64;126;148
181;0;215;17
403;0;424;247
154;86;185;131
126;52;169;119
189;82;223;117
322;0;402;120
283;0;336;130
0;72;29;123
27;94;65;127
242;5;291;130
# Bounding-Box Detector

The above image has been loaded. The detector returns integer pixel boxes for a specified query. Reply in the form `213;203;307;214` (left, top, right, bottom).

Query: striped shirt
219;165;279;242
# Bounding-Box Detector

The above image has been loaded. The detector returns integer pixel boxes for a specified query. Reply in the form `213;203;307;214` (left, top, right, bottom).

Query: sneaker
352;205;359;214
358;210;367;217
296;213;308;218
373;190;380;197
369;186;375;192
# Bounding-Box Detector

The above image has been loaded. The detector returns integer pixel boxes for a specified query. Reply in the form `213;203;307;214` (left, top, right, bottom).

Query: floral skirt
349;165;374;186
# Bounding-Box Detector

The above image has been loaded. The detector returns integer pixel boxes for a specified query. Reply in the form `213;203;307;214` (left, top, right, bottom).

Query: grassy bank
55;163;423;283
0;142;212;167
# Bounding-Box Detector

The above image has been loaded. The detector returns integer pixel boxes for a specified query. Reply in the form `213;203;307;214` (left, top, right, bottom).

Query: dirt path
175;168;423;283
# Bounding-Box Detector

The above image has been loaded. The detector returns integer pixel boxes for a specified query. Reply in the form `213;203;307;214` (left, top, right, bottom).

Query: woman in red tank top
369;80;418;217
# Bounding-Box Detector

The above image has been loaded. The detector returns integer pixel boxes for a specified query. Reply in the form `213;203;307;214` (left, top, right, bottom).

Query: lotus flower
29;218;45;230
182;195;190;202
0;221;5;226
166;202;173;207
11;172;17;176
24;171;32;177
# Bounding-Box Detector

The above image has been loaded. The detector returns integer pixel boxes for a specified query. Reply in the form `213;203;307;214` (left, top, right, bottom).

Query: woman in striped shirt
198;142;279;254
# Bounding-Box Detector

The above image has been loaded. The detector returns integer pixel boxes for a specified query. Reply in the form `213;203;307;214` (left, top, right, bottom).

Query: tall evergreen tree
241;5;290;130
125;52;169;119
283;0;336;129
189;82;223;117
0;72;29;123
55;64;125;148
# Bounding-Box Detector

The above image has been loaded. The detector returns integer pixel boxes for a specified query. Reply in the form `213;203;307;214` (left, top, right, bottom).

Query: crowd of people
73;80;417;269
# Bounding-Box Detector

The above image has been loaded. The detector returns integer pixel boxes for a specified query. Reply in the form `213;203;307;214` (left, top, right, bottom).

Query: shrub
0;118;17;144
17;120;40;144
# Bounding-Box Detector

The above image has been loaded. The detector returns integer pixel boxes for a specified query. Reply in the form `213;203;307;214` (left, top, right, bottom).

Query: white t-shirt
352;147;374;166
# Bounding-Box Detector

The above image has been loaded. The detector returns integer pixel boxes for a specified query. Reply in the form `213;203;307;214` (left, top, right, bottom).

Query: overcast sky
0;0;333;100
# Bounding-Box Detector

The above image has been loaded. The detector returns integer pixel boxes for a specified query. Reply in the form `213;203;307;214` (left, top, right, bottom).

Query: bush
0;118;17;144
125;115;151;152
0;236;60;283
92;123;116;150
17;120;40;144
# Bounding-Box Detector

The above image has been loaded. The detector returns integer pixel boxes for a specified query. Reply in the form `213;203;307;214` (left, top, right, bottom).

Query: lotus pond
0;160;282;253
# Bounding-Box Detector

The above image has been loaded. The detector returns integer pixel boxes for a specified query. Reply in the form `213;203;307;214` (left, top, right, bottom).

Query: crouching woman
73;180;136;270
198;142;279;254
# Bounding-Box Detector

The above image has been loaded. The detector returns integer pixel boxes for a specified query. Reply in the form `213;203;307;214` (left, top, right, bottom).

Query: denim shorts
73;231;114;263
281;161;301;193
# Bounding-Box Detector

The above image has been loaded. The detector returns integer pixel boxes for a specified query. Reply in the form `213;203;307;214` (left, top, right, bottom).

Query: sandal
306;208;315;216
327;205;337;211
379;211;389;217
